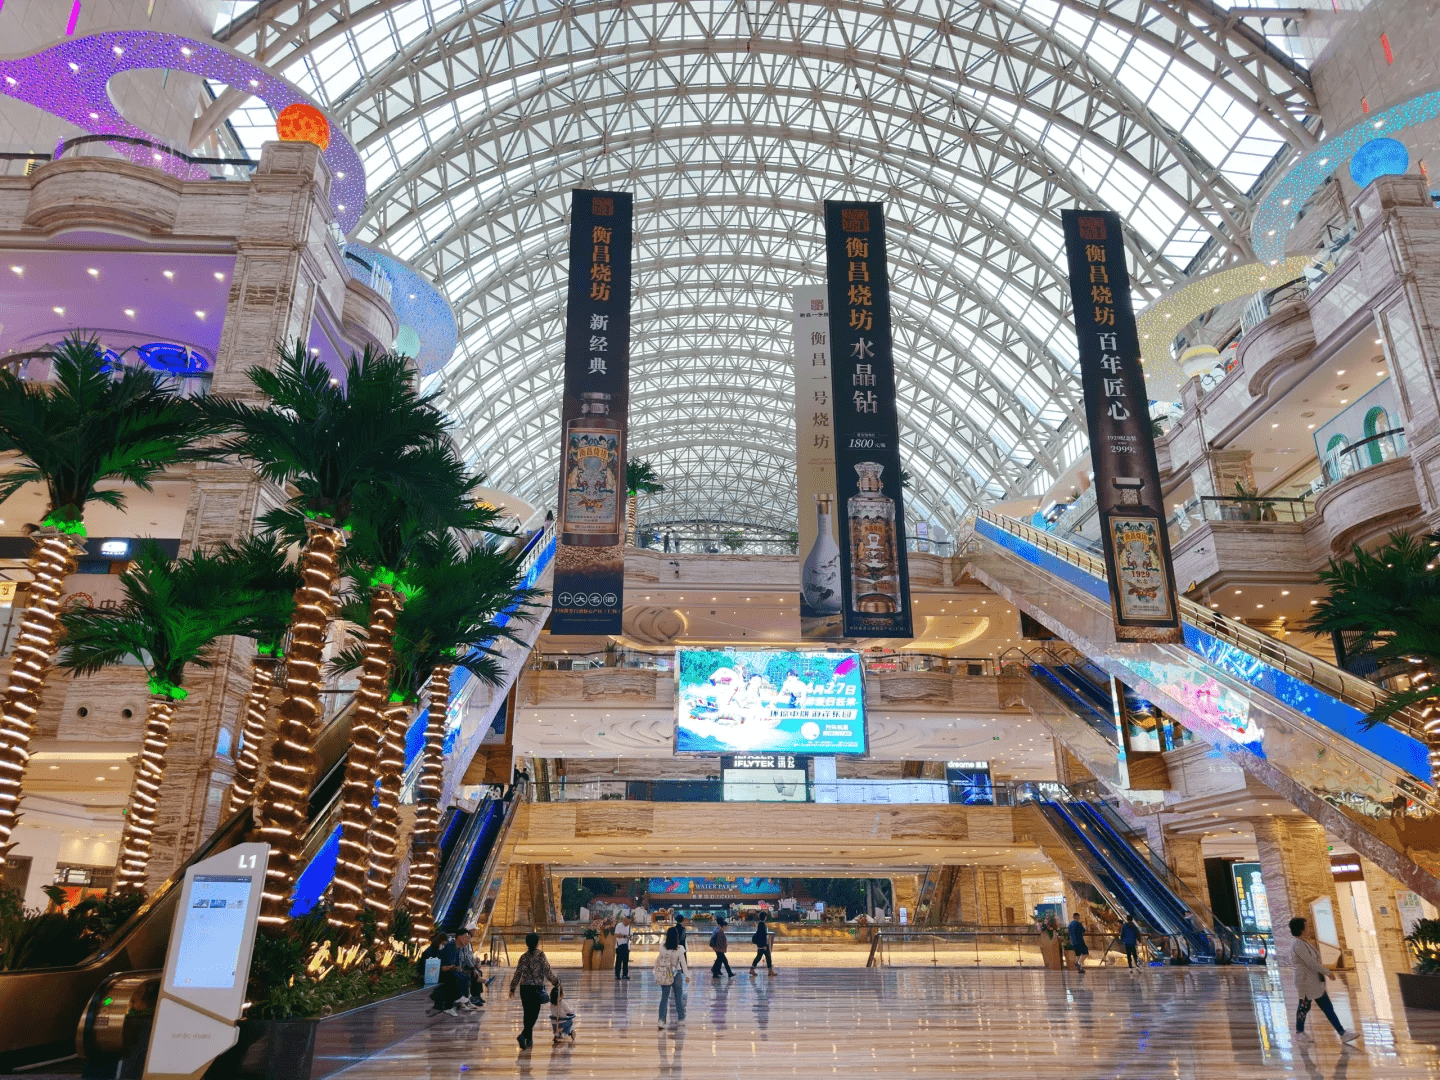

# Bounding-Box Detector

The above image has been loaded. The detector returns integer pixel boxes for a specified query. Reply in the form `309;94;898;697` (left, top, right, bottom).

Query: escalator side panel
970;517;1440;907
1037;801;1161;934
440;802;504;930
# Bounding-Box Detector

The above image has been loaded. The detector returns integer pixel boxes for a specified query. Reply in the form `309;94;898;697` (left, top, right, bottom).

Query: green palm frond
203;343;449;526
1302;530;1440;729
58;541;275;687
211;535;302;652
626;459;664;497
0;336;221;524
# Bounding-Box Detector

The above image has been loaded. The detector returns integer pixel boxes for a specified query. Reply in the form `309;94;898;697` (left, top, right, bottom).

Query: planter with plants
209;909;436;1080
1400;918;1440;1010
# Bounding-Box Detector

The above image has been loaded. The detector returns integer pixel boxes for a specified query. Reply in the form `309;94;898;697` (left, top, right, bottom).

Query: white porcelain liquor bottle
802;494;842;614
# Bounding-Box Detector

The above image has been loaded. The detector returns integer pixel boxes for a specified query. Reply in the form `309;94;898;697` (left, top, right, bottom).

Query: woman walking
655;925;688;1029
509;932;561;1050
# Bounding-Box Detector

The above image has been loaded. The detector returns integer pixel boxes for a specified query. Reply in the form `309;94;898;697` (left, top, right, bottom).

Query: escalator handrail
1030;798;1166;937
1040;800;1178;938
1074;800;1240;960
432;799;492;922
1060;802;1199;943
972;508;1432;743
1026;666;1118;744
465;784;529;936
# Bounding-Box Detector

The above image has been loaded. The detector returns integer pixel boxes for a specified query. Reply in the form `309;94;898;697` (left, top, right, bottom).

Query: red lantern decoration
275;103;331;150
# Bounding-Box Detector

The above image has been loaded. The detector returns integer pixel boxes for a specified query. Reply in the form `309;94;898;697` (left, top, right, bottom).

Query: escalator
0;699;358;1070
1025;786;1244;964
433;797;505;931
966;509;1440;907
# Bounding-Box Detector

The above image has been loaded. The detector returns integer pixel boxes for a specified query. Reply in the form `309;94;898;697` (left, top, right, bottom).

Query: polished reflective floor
336;963;1440;1078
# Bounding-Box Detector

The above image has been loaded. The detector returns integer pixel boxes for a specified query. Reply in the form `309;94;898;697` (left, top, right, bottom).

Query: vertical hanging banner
823;201;912;639
795;285;843;641
1060;209;1181;643
552;190;633;635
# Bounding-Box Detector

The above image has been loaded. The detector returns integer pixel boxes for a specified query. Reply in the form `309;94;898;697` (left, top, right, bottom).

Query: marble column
145;141;338;887
1252;816;1350;967
1360;856;1415;975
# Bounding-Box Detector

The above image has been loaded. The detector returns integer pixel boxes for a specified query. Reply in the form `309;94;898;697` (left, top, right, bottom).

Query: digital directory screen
170;875;255;990
675;649;867;754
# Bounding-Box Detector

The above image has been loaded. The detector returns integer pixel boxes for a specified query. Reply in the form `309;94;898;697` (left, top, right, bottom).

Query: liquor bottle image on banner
802;494;842;615
560;391;623;547
847;462;902;614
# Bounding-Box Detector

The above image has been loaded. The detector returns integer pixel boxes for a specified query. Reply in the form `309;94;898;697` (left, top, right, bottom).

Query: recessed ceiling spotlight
195;310;206;319
124;308;135;318
87;268;99;277
163;270;174;279
8;266;20;276
52;306;64;315
214;272;225;281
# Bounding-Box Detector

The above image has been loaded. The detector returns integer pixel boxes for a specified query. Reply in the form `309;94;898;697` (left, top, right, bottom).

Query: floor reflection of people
752;973;771;1037
657;1025;686;1076
711;973;731;1030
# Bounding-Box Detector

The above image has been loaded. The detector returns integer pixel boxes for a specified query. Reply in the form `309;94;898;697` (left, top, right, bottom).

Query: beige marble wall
1360;855;1416;975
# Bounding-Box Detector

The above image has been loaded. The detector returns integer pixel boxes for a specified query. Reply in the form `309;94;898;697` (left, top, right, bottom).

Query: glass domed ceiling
211;0;1316;533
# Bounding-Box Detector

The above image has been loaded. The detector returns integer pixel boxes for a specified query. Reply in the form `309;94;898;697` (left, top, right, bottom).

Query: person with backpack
749;913;774;974
710;917;734;977
655;925;688;1028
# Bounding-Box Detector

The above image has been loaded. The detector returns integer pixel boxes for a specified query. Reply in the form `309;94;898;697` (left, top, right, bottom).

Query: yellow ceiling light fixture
1134;256;1314;400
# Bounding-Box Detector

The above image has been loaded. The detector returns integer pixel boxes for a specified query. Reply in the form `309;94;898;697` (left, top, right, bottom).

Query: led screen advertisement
675;649;867;754
1231;861;1272;934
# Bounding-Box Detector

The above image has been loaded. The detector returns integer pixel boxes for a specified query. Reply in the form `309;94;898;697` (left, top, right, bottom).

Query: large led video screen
675;649;867;754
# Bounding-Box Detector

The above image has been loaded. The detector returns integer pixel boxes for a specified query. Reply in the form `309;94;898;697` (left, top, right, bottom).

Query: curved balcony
1321;428;1408;485
1313;435;1421;556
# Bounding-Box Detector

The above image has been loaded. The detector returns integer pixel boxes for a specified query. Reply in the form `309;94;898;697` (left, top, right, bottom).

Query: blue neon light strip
976;517;1432;782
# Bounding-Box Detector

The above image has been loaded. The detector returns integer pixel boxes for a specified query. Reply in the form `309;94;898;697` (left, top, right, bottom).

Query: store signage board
1060;209;1181;643
551;189;633;635
794;285;843;641
144;843;268;1080
822;201;912;639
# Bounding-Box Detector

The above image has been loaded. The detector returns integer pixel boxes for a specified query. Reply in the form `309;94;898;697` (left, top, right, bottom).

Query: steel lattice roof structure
206;0;1317;533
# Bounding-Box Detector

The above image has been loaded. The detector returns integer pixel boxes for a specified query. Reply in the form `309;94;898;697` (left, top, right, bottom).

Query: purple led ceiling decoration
0;30;365;233
345;242;459;378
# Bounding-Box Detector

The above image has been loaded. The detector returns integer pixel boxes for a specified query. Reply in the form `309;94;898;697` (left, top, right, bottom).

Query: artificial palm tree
0;336;216;866
204;343;450;923
275;455;508;934
56;542;271;891
625;459;664;546
214;536;303;817
333;537;536;941
1303;530;1440;773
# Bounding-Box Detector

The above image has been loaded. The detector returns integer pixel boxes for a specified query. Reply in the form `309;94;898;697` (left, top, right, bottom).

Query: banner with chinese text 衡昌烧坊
822;202;912;639
552;190;633;635
1060;208;1181;643
795;285;843;640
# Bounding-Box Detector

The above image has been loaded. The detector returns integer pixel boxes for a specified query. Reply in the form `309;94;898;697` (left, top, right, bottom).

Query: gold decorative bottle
560;392;623;547
847;462;901;613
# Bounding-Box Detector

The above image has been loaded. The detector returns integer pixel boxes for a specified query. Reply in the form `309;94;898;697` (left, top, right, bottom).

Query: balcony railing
1197;494;1313;524
531;651;997;676
1321;428;1407;485
530;777;1020;805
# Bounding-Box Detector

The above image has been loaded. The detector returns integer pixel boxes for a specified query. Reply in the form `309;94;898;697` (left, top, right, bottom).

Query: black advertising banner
823;201;912;639
1060;209;1181;643
552;190;633;635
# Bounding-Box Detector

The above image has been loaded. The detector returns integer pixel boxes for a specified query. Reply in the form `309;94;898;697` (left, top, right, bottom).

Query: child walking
549;984;577;1043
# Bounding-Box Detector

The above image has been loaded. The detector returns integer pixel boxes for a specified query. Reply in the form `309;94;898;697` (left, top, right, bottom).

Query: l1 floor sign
144;842;269;1080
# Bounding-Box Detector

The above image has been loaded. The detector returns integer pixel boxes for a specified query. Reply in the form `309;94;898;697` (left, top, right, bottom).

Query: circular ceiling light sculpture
275;102;331;151
1349;137;1409;189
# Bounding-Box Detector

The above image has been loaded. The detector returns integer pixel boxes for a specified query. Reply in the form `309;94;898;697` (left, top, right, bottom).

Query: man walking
710;917;734;977
614;914;632;980
1120;916;1140;969
749;913;774;974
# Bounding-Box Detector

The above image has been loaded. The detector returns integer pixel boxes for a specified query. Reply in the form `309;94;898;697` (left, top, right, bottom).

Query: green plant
721;529;745;552
0;886;145;971
625;459;665;545
1231;481;1276;522
204;343;450;923
786;531;799;554
58;542;275;890
1303;531;1440;744
1407;917;1440;974
0;336;220;868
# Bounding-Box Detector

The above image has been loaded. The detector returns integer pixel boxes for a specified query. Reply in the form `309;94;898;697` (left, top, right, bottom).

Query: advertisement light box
675;648;867;754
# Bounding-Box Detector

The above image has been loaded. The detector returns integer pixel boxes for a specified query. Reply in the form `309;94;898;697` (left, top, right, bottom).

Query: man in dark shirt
674;913;687;951
438;933;480;1015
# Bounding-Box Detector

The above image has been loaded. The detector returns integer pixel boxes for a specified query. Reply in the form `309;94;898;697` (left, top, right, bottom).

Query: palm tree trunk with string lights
228;654;280;817
627;495;638;546
113;695;180;892
403;663;452;940
257;520;345;925
328;586;402;934
363;697;411;940
0;529;84;857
